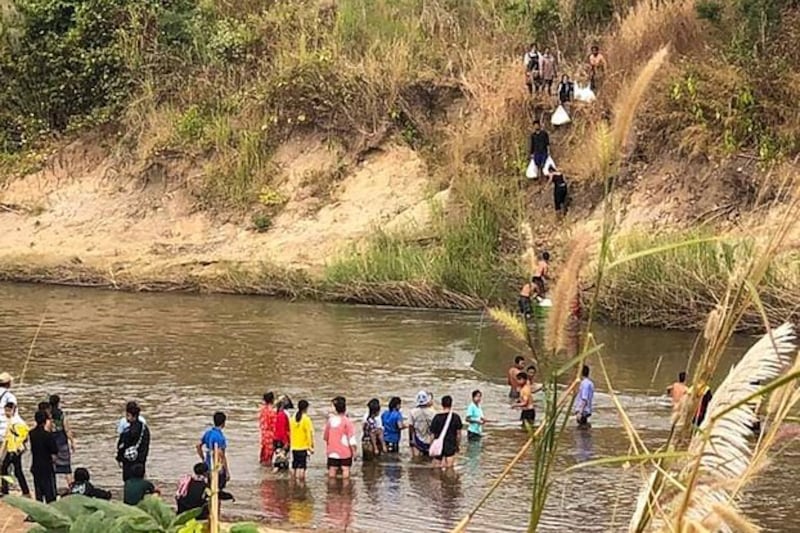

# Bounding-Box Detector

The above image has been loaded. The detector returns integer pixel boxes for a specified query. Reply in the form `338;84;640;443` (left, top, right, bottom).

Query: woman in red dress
259;392;277;465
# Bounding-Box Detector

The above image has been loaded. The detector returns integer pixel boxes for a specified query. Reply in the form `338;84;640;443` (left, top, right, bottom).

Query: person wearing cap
0;372;18;440
409;390;435;458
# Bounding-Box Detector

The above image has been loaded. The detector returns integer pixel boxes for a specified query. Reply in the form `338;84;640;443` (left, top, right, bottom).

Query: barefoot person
323;396;357;479
507;356;526;400
575;365;595;428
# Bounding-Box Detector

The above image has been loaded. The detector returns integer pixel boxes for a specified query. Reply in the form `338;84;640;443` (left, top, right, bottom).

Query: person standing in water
362;398;385;461
465;390;486;441
49;394;75;487
323;396;357;479
575;365;595;428
273;396;292;472
507;356;526;400
289;400;314;481
409;391;435;458
29;410;59;502
381;397;405;454
197;411;230;489
259;392;277;466
513;369;542;428
667;372;688;408
429;395;463;470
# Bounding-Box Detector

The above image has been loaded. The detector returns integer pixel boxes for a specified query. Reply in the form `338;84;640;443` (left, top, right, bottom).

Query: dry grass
488;307;529;345
545;232;592;354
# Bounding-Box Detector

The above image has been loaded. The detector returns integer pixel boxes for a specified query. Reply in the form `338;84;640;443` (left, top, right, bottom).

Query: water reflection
0;283;798;532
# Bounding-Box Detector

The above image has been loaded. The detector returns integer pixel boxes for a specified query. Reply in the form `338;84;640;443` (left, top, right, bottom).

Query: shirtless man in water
507;356;526;400
667;371;688;408
532;251;550;296
513;368;543;428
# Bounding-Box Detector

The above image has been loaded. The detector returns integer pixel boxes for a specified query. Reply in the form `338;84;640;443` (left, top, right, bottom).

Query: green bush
695;0;723;23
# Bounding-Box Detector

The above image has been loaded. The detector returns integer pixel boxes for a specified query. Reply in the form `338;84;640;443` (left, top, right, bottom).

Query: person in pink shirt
323;396;358;479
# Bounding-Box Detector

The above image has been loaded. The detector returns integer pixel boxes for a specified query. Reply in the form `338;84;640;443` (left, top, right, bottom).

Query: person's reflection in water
574;426;594;462
464;431;484;475
384;454;403;497
287;482;314;528
434;468;463;527
260;475;290;521
360;460;382;506
324;477;355;531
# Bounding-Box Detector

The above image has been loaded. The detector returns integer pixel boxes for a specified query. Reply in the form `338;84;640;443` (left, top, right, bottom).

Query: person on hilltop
49;394;75;487
575;365;595;428
289;400;314;481
540;48;557;97
1;401;30;497
68;468;111;499
259;392;278;466
528;120;550;180
197;411;230;489
667;372;689;409
29;409;59;503
523;43;541;95
409;390;435;458
0;372;19;439
507;356;527;400
323;396;357;479
429;395;463;470
362;398;385;462
116;401;150;482
588;45;607;92
381;396;405;454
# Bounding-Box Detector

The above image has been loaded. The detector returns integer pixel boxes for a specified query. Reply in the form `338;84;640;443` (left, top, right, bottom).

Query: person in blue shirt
380;397;405;453
575;365;595;428
465;390;486;441
196;412;230;489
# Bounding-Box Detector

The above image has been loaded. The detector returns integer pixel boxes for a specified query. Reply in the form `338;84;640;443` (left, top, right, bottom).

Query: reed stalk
18;312;46;386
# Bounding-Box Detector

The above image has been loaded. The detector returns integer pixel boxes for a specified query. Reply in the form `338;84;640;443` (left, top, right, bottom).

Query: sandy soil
0;137;439;282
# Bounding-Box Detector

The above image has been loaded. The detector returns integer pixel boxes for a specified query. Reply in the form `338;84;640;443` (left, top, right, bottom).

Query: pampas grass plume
545;232;591;353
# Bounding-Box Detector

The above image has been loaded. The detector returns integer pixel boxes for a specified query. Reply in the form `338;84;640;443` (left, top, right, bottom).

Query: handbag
122;423;144;462
428;411;454;457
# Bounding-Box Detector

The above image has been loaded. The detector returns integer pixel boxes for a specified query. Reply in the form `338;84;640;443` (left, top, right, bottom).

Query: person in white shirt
0;372;19;439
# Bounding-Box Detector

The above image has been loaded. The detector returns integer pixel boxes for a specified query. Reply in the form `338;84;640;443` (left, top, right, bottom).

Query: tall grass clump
600;230;800;330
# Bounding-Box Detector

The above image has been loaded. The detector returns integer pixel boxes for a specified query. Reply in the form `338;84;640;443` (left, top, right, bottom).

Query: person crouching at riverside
323;396;357;479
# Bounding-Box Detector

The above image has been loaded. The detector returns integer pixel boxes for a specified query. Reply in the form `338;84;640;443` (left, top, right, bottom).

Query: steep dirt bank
0;134;448;296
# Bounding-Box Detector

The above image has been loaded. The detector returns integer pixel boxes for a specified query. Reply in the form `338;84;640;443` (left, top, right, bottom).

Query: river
1;283;797;532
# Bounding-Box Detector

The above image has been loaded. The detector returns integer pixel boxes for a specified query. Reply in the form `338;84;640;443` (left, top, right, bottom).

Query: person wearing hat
408;390;435;458
0;372;18;442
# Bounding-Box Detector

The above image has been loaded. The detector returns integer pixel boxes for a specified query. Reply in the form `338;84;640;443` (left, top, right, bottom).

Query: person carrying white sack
526;120;550;180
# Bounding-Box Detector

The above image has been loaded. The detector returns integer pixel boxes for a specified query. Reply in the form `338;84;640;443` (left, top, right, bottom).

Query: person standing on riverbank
0;372;18;440
429;395;463;470
532;252;550;296
289;400;314;481
116;401;150;481
68;468;111;499
323;396;357;479
259;392;277;466
49;394;74;486
198;411;230;489
465;390;486;441
29;410;58;503
1;402;30;497
381;396;405;454
409;391;435;458
575;365;595;428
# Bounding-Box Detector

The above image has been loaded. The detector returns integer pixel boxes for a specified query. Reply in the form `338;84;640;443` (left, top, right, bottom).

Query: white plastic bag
525;158;539;179
543;156;557;176
574;83;596;103
551;105;571;126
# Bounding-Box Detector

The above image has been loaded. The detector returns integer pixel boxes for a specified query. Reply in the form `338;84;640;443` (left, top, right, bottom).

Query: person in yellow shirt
1;401;31;496
289;400;314;481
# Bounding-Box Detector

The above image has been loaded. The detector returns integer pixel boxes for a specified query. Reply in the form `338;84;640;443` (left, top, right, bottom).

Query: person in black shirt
116;401;150;482
68;468;112;499
545;162;569;214
29;410;59;503
429;395;463;470
558;74;574;106
529;121;550;179
176;462;210;520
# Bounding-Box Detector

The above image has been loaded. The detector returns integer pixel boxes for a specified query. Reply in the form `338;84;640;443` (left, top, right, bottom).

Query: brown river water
1;283;798;532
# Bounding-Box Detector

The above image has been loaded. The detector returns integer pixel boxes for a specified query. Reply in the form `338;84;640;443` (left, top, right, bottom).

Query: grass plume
545;232;591;354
